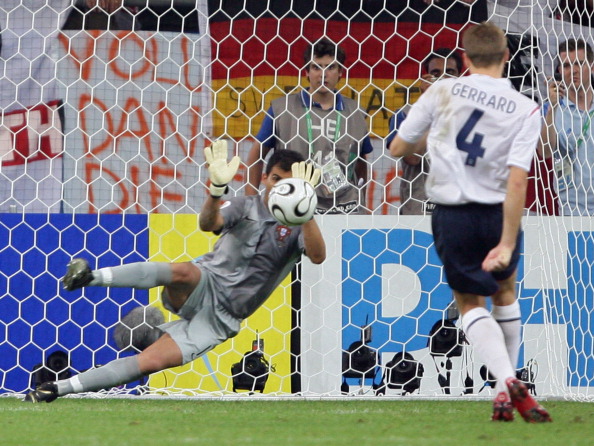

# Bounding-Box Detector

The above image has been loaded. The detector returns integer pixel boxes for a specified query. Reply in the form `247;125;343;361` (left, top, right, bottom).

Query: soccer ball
268;178;317;226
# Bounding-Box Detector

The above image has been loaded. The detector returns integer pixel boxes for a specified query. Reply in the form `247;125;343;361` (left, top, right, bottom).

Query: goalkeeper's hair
463;22;507;68
266;150;305;174
303;37;346;71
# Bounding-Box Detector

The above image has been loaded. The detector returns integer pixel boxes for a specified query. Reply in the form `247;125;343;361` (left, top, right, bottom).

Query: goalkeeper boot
492;392;514;421
62;258;93;291
23;382;59;403
506;377;552;423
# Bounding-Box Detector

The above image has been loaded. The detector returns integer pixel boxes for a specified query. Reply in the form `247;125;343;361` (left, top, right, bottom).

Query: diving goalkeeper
24;144;325;403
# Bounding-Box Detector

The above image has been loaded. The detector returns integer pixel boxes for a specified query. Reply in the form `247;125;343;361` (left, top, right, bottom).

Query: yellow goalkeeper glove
204;140;241;198
291;161;321;187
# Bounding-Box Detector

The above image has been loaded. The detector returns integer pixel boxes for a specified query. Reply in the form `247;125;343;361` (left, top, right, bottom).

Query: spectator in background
385;48;463;215
539;38;594;215
246;38;373;215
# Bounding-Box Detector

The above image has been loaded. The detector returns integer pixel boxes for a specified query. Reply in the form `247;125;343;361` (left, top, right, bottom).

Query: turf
1;397;593;446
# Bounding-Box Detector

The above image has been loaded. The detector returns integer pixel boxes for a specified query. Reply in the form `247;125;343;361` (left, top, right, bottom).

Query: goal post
1;0;593;400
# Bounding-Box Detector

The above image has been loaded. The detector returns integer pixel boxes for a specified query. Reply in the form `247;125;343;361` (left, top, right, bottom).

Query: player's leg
62;258;174;291
491;275;551;422
457;291;517;386
160;262;202;312
24;334;183;403
456;290;519;421
491;273;521;369
26;263;204;403
62;259;202;305
482;273;519;420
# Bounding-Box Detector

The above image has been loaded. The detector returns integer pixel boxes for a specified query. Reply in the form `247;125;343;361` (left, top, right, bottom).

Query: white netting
1;0;593;400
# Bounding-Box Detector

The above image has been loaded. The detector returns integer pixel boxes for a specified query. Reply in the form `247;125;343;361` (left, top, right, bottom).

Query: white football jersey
397;74;541;205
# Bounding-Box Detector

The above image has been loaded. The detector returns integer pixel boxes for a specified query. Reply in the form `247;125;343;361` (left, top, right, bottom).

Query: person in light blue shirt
540;38;594;216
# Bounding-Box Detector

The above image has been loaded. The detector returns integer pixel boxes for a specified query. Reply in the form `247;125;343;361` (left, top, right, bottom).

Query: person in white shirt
390;22;551;423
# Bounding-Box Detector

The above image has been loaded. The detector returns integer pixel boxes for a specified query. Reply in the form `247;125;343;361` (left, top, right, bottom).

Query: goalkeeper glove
204;140;241;198
291;161;321;187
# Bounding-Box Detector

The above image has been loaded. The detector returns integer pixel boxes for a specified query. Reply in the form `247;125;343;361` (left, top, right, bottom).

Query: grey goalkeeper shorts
159;264;241;365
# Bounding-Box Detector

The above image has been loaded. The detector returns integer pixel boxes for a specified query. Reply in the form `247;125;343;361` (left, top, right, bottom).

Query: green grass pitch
1;397;593;446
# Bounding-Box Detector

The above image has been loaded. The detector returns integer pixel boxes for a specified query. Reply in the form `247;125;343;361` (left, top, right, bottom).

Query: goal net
1;0;592;400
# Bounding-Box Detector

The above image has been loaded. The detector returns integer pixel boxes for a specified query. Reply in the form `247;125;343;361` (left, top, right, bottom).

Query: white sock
56;356;142;395
89;262;173;289
462;307;515;392
492;301;522;395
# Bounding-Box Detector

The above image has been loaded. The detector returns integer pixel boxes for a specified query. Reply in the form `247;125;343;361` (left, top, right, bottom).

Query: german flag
208;0;487;137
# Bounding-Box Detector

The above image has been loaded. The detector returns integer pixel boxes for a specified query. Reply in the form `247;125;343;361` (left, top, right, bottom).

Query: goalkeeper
24;144;325;403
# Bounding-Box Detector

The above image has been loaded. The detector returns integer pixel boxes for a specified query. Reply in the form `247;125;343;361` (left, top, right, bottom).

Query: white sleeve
396;85;437;143
507;106;541;172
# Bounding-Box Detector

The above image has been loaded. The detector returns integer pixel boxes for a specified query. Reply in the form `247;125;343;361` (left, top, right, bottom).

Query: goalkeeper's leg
63;258;174;291
25;334;183;402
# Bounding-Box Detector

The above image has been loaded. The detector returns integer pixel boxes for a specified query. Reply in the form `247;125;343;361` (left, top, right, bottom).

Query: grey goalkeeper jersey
196;195;305;319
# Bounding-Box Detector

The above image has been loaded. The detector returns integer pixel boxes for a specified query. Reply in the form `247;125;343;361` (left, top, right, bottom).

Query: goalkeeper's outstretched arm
200;140;240;232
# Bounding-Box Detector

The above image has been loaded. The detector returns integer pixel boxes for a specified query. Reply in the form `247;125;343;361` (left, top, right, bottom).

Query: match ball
268;178;317;226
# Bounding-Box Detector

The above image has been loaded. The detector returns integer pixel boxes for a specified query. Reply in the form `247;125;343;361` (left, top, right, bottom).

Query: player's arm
389;91;433;158
390;135;419;158
301;219;326;264
199;195;224;233
539;106;557;160
402;133;429;166
483;107;540;272
200;141;240;232
291;162;326;264
539;77;564;159
482;166;527;272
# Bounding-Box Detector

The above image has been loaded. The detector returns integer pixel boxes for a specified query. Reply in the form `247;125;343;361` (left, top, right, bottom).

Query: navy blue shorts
431;203;522;296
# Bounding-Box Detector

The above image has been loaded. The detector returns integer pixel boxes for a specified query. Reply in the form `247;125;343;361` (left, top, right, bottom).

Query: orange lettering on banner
63;31;206;213
157;102;191;161
80;95;190;212
155;36;203;92
79;94;114;155
85;162;131;213
58;31;100;82
109;32;157;80
380;166;400;215
114;97;154;161
188;106;201;160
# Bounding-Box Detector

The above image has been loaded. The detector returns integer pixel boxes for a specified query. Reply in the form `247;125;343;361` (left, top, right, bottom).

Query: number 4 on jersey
456;109;486;166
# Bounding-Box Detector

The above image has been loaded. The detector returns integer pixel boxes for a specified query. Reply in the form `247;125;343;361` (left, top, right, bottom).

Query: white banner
0;1;71;213
59;29;213;213
301;215;594;398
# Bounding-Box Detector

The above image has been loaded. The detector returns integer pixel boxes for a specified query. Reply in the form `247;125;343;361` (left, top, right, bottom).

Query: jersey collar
300;89;345;111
